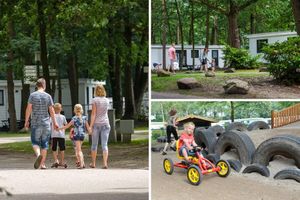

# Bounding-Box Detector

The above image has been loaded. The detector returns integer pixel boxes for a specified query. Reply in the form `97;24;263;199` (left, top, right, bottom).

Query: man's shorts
31;127;51;149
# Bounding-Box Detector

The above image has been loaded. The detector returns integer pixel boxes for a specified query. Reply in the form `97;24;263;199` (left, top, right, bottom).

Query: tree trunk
165;1;174;43
190;0;195;67
123;10;136;119
291;0;300;35
162;0;167;69
175;0;184;69
67;53;78;110
250;13;256;34
7;18;17;132
227;9;240;48
37;0;52;95
210;16;218;45
205;8;210;48
230;101;234;122
134;28;148;118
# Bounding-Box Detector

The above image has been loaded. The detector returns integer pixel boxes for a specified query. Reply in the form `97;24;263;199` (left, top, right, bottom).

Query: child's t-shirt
179;132;194;147
72;115;87;136
51;114;67;138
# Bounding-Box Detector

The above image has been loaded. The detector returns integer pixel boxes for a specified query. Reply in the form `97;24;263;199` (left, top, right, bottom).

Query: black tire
163;158;174;175
214;131;256;165
194;128;217;154
252;135;300;168
151;146;164;152
274;169;300;183
227;159;242;173
225;122;247;132
216;160;231;177
205;154;220;165
156;136;167;143
242;163;270;177
247;121;270;131
208;125;225;137
187;165;203;186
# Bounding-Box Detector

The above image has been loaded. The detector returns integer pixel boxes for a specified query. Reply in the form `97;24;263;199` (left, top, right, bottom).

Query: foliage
262;36;300;84
223;45;261;69
151;101;299;122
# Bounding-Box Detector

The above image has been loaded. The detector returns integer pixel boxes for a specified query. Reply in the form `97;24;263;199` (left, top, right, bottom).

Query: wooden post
271;110;275;129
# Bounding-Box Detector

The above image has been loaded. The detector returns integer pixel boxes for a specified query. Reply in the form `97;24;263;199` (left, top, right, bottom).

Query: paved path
0;169;148;199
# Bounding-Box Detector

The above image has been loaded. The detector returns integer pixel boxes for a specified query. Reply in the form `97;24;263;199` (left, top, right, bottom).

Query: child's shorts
52;137;66;151
179;146;196;157
73;134;85;141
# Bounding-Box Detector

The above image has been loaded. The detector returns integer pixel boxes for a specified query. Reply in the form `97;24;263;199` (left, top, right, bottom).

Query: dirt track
151;122;300;200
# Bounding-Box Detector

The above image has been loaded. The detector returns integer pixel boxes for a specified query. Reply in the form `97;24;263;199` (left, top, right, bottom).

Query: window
191;50;199;58
0;90;4;106
257;39;268;53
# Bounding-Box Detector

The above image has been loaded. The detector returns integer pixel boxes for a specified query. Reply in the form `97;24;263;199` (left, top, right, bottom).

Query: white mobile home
246;31;298;61
151;44;225;69
0;79;106;124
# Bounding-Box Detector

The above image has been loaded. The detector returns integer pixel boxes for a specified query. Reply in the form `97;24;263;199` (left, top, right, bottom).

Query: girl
162;109;179;155
60;104;91;169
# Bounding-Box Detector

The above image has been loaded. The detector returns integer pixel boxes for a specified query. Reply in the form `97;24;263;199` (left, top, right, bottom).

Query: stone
177;78;201;89
157;69;171;77
259;67;268;72
205;71;216;77
223;79;250;94
224;68;235;73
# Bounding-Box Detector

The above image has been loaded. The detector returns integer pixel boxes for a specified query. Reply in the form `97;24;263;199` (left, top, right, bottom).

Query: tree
175;0;184;68
291;0;300;35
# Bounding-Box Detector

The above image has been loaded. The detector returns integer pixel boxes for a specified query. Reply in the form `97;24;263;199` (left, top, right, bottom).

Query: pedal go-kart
163;141;231;186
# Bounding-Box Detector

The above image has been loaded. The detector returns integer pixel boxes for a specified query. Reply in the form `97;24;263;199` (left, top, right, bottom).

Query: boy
51;103;68;168
178;122;199;163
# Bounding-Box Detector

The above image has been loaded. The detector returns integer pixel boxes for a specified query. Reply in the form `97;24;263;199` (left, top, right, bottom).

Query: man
168;43;176;74
25;78;58;169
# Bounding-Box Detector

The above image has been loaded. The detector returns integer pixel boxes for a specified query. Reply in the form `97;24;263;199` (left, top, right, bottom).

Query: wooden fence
271;103;300;128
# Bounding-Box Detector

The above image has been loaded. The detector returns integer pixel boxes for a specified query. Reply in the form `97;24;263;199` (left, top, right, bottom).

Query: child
210;59;216;72
162;109;179;155
69;128;80;167
178;122;199;163
60;104;91;169
51;103;68;168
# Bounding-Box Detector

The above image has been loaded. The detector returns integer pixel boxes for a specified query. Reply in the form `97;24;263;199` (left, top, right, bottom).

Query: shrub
223;45;261;69
262;36;300;84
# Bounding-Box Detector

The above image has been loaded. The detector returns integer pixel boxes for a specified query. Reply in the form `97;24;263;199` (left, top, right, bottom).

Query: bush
262;36;300;84
223;45;261;69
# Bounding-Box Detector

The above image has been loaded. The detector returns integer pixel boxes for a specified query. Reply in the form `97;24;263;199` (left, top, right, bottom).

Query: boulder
177;78;201;89
223;79;250;94
205;71;216;77
259;67;268;72
157;69;171;77
224;68;235;73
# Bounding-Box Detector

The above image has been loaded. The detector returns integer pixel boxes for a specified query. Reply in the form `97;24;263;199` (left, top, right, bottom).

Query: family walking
25;78;110;169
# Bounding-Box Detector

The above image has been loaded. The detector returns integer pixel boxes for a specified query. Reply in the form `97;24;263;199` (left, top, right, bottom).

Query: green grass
0;138;148;154
152;69;269;92
0;132;30;138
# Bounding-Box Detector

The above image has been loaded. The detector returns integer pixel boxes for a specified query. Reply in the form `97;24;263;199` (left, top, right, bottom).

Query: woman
161;109;179;155
200;48;209;72
89;84;111;169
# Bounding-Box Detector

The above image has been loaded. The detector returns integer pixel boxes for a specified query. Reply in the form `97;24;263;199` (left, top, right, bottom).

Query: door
211;50;219;67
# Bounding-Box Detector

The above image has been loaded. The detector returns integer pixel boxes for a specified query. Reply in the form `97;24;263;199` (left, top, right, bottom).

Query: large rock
157;69;171;77
177;78;201;89
259;67;268;72
224;68;235;73
223;79;250;94
205;71;216;77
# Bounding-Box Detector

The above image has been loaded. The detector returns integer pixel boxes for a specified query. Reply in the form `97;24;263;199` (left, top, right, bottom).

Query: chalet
176;114;218;129
151;44;225;69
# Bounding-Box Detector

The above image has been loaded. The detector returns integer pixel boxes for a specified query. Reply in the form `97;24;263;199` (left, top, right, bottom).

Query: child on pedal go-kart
178;122;202;164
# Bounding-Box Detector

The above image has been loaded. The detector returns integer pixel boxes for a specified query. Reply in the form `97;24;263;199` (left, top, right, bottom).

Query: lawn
152;69;269;92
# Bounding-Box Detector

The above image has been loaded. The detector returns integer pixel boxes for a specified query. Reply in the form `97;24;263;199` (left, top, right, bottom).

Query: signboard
24;65;57;84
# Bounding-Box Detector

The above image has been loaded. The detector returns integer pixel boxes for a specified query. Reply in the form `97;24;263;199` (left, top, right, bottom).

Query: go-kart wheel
187;165;203;186
216;160;231;177
163;158;174;175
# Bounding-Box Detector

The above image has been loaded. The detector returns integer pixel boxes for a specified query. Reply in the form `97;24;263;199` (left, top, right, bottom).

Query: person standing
161;109;179;155
89;84;111;169
168;43;176;74
200;48;209;72
25;78;58;169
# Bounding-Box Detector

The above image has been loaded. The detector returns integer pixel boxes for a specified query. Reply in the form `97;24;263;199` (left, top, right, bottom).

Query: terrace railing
271;103;300;128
